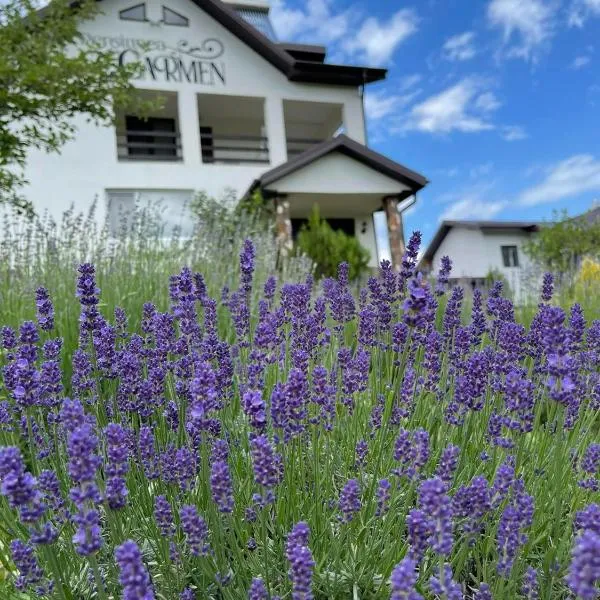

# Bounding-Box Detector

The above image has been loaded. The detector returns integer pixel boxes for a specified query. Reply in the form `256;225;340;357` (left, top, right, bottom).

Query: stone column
274;196;293;256
383;195;405;271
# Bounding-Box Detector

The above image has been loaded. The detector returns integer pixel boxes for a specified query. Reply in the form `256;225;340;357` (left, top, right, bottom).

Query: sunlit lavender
0;224;599;599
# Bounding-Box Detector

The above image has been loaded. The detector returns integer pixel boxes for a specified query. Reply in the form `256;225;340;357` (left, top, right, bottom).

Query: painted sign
83;34;226;85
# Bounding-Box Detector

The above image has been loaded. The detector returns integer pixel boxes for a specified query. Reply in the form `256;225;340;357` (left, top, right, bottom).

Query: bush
296;205;370;280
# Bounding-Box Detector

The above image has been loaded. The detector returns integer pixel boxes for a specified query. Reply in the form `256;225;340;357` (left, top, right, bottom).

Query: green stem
89;555;109;600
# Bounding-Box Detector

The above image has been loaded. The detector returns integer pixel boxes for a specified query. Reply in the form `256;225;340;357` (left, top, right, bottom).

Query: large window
106;190;195;239
197;94;268;165
125;116;177;158
115;91;182;162
501;245;519;267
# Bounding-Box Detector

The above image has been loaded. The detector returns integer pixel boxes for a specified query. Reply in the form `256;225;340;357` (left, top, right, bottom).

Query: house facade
22;0;428;268
419;221;540;300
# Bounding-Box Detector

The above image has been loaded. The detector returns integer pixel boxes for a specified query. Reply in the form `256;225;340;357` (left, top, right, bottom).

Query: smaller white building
419;220;540;300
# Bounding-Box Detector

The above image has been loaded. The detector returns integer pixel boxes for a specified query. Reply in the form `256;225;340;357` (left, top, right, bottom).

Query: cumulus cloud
401;78;499;134
569;0;600;27
500;125;528;141
364;89;421;120
519;154;600;205
475;92;502;112
442;31;477;61
571;55;591;69
487;0;557;61
441;198;506;220
270;0;351;44
344;9;419;65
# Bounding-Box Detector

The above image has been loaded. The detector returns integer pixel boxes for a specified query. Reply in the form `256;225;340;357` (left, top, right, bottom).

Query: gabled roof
85;0;387;86
420;220;540;264
244;134;428;199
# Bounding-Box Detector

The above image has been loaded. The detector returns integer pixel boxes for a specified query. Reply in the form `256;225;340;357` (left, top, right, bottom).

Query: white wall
21;0;366;224
431;226;536;300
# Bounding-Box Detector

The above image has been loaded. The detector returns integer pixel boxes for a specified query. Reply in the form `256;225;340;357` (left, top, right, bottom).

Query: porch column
274;196;293;255
178;91;202;166
265;97;288;166
383;195;405;271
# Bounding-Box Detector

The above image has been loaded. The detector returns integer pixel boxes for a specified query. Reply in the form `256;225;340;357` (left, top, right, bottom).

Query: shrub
296;205;370;280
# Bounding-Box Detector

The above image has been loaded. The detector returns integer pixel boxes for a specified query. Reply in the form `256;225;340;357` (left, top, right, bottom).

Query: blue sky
268;0;600;254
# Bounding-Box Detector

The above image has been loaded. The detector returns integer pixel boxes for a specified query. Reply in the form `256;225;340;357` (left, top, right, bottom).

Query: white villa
22;0;429;269
419;220;540;300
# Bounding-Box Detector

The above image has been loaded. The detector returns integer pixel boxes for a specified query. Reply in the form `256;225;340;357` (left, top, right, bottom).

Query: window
107;190;195;239
200;126;214;163
125;116;178;158
163;6;189;26
119;3;147;22
501;245;519;267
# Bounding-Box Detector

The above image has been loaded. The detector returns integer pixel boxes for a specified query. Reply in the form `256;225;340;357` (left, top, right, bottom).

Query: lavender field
0;213;599;599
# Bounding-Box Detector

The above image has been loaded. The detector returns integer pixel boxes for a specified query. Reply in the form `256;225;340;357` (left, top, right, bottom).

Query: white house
22;0;429;268
419;220;540;300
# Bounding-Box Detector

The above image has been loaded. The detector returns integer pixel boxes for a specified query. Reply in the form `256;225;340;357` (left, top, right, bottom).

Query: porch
244;135;428;269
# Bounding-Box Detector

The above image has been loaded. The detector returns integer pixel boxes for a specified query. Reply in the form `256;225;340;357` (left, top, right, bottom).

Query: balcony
284;100;343;158
116;91;183;162
198;94;269;165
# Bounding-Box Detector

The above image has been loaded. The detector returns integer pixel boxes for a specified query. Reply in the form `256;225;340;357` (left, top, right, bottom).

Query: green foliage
296;205;370;280
523;209;600;274
485;268;511;296
0;0;154;215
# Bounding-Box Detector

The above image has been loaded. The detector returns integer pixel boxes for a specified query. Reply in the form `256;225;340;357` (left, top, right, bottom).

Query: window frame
119;3;147;22
501;245;519;268
162;6;190;27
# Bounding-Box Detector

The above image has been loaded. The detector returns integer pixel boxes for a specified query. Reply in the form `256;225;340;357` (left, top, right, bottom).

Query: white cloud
469;162;494;178
270;0;351;44
344;9;419;65
442;31;477;61
571;55;591;69
363;92;401;120
364;89;421;120
442;198;506;220
487;0;557;61
519;154;600;205
399;73;422;91
569;0;600;27
475;92;502;112
401;78;498;134
500;125;528;141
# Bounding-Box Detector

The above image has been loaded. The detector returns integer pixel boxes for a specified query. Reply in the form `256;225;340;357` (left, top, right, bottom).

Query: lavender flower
521;567;538;600
115;540;155;600
10;539;46;592
210;445;234;514
104;423;130;509
428;564;462;600
181;505;210;556
435;256;452;296
339;479;361;523
286;522;314;600
435;444;460;486
473;583;492;600
35;287;54;331
566;529;600;600
417;477;453;556
242;390;267;430
154;495;175;538
406;509;430;561
376;479;391;516
249;578;268;600
250;435;283;502
541;272;554;302
390;558;423;600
